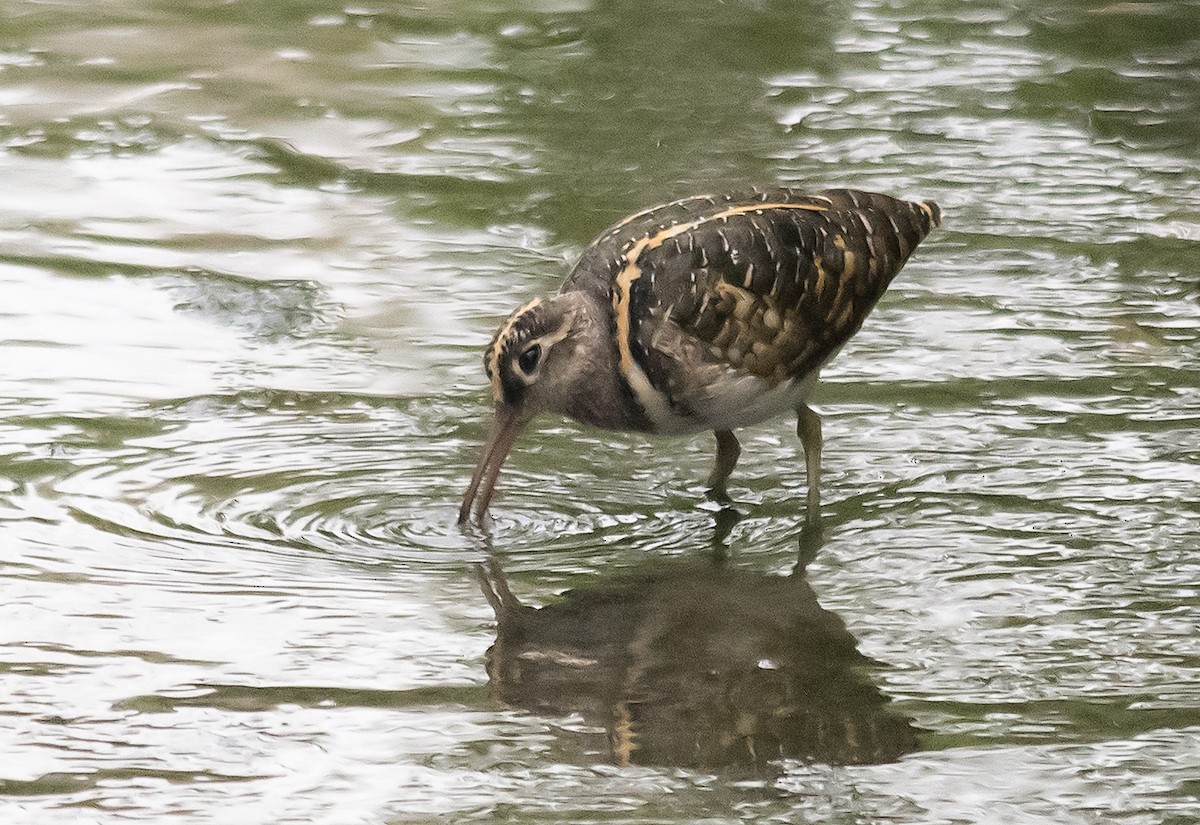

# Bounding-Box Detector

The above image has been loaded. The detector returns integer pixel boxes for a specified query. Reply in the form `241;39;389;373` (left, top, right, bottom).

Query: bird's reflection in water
478;543;919;770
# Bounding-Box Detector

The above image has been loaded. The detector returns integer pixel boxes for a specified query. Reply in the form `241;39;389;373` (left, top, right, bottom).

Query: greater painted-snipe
459;188;940;523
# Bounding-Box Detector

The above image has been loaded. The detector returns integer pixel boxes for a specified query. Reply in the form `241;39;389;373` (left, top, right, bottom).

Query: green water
2;0;1199;822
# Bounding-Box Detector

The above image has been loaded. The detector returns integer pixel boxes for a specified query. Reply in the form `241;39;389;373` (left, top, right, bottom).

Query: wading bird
459;188;940;524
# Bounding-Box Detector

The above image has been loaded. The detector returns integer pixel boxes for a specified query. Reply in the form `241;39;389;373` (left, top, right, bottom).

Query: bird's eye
517;343;542;376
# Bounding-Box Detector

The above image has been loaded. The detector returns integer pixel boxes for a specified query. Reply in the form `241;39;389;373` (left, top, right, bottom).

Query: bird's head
459;294;588;523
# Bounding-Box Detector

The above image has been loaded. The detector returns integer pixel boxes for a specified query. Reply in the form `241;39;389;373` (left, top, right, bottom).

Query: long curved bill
458;404;529;524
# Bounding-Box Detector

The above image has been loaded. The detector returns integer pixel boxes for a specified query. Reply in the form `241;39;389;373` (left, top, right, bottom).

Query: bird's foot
795;515;825;574
705;484;733;505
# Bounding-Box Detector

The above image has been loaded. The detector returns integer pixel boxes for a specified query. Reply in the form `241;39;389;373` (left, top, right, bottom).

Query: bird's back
561;188;940;429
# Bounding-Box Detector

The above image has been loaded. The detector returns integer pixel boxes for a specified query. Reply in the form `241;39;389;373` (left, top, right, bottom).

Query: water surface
2;0;1199;822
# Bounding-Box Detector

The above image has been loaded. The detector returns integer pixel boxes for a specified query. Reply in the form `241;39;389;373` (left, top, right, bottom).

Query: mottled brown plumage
460;188;940;523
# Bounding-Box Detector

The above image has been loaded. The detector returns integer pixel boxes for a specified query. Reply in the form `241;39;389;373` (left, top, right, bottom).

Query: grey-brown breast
561;188;940;408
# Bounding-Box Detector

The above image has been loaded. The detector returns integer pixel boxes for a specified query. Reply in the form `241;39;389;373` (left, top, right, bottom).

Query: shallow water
2;0;1199;822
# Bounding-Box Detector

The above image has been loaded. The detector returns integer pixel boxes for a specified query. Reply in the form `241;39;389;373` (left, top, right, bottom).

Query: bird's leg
796;404;823;524
706;429;741;502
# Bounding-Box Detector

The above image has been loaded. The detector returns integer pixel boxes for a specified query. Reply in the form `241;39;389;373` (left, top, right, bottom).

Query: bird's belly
652;372;819;435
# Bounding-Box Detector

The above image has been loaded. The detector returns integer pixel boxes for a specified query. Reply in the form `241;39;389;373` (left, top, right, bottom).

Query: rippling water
3;0;1199;822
